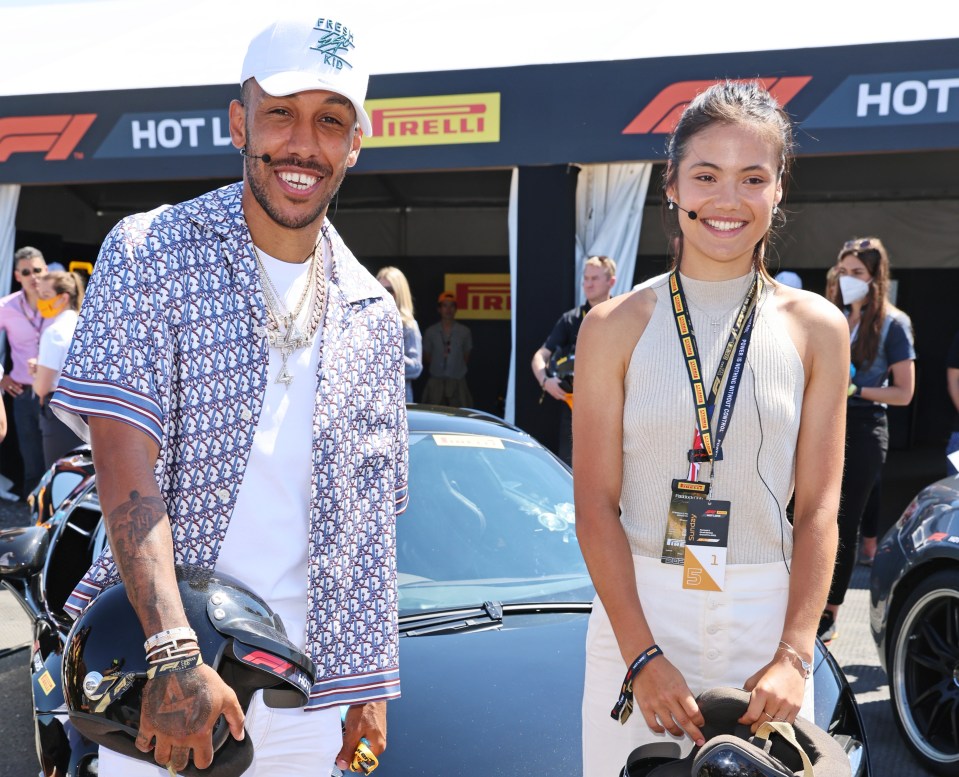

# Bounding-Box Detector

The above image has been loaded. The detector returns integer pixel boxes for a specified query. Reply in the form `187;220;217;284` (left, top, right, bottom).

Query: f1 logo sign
0;114;96;162
622;77;811;134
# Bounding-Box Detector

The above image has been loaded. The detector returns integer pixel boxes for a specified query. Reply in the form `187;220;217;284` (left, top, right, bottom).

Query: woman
820;237;915;642
376;266;423;402
30;271;85;466
574;81;849;776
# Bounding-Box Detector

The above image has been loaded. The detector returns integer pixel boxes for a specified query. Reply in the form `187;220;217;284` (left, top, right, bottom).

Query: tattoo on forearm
106;490;170;615
144;670;213;739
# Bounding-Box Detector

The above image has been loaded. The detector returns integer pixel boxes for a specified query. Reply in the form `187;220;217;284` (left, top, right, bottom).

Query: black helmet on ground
622;687;850;777
62;565;316;777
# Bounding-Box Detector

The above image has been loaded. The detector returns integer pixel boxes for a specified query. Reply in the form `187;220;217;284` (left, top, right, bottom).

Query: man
421;291;473;407
531;255;616;464
0;246;48;496
51;10;407;776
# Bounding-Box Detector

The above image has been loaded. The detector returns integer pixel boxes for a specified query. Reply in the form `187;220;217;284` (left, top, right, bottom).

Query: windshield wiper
399;600;593;637
400;601;504;637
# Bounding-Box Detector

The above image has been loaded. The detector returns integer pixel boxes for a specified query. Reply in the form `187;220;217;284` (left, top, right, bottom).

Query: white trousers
582;555;815;777
98;694;342;776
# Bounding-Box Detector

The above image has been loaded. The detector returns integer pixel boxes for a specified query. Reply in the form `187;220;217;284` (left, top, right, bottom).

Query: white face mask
839;275;870;306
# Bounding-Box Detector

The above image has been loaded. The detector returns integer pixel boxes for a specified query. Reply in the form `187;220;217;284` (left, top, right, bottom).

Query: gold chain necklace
252;227;329;386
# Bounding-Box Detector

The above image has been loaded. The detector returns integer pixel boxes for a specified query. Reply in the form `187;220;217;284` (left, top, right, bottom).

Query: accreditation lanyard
668;271;761;479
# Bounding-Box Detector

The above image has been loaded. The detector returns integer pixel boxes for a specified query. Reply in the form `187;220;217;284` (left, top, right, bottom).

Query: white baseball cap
241;11;373;136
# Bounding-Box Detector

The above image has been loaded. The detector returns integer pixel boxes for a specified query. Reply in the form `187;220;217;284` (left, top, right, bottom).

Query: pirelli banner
1;37;957;184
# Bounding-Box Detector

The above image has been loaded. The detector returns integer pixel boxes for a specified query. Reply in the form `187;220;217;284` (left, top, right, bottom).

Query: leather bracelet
144;626;197;653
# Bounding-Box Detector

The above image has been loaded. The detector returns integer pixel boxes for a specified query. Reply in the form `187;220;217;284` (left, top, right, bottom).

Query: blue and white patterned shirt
50;182;408;709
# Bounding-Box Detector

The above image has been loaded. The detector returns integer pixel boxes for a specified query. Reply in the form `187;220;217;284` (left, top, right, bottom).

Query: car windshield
398;432;592;614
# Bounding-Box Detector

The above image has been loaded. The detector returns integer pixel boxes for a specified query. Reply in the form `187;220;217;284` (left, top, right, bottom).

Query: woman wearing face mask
29;271;86;467
820;237;915;643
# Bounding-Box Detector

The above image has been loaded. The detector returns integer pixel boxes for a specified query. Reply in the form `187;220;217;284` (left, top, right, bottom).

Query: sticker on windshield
432;434;505;449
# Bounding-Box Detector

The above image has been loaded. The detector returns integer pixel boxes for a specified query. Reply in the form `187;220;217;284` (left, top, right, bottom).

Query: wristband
610;644;664;724
147;651;204;679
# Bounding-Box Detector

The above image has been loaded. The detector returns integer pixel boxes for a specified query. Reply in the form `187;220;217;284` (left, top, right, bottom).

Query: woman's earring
668;199;675;211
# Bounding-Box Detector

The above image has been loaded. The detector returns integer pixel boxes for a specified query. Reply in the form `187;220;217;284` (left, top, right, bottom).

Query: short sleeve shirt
50;182;409;709
543;303;591;355
849;308;916;408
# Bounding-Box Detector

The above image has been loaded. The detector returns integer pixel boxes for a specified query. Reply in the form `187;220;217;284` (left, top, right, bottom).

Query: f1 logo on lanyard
659;271;760;592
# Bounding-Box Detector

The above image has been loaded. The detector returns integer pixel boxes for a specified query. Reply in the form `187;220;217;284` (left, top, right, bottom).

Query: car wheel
889;568;959;775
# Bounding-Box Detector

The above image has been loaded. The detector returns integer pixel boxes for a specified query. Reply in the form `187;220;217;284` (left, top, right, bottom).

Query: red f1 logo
0;114;96;162
622;77;811;134
241;649;294;675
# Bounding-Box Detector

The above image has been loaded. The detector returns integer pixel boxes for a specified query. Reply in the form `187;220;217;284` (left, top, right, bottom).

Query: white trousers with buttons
98;693;341;776
582;555;815;777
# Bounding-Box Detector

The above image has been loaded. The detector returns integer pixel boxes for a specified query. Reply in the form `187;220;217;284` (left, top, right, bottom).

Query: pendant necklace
252;226;329;387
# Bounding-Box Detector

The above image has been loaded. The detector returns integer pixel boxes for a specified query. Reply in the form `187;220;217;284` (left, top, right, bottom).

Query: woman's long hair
661;80;795;279
43;271;86;312
827;237;894;369
376;266;416;328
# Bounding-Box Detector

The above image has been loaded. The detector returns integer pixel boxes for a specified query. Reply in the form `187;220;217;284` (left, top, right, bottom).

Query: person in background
574;81;847;775
422;291;473;407
531;255;617;465
946;328;959;475
377;266;422;402
0;246;49;496
820;236;915;642
28;271;86;467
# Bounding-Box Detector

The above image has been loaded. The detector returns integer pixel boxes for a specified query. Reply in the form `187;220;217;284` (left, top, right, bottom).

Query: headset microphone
240;147;272;164
675;203;697;220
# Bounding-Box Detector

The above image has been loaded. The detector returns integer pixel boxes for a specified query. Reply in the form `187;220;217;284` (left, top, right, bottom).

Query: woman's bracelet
778;640;812;680
610;644;664;724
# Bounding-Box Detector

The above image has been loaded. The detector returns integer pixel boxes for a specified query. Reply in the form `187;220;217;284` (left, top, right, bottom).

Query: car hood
377;610;589;775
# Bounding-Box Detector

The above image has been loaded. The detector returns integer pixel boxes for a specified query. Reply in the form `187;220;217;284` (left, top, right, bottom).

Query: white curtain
0;184;20;367
0;184;19;299
574;163;652;303
504;168;519;424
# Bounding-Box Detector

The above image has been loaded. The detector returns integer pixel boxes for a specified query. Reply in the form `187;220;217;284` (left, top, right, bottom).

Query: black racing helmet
622;687;851;777
62;565;316;777
548;345;575;394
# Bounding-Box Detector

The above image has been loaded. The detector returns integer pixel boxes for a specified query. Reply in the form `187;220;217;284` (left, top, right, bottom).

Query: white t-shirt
37;309;79;385
216;243;331;651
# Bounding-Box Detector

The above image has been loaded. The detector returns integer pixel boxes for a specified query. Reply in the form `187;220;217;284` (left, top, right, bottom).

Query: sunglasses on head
17;267;45;277
843;239;879;251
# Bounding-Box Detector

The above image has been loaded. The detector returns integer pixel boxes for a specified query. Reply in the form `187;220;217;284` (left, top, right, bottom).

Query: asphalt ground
0;444;951;776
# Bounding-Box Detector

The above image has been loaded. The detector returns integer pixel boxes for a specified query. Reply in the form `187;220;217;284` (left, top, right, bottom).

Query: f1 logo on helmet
0;114;96;162
622;77;811;135
238;649;294;676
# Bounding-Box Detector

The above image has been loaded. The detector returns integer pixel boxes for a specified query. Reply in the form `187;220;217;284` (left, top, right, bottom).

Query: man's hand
136;663;245;772
336;701;386;772
543;376;570;402
0;375;23;396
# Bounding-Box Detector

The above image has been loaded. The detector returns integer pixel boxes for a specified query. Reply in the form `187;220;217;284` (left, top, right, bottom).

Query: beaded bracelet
610;644;664;724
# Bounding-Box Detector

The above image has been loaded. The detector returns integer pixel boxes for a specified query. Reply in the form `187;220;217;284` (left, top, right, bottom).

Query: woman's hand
632;657;706;746
739;652;807;733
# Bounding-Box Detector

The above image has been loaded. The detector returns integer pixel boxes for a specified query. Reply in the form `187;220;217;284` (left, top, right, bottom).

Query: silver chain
252;227;329;386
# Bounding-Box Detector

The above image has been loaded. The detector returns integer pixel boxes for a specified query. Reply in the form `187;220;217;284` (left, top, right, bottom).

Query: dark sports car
870;472;959;775
2;406;869;776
